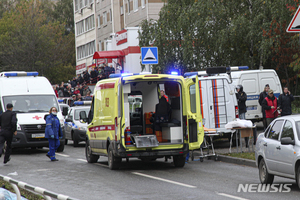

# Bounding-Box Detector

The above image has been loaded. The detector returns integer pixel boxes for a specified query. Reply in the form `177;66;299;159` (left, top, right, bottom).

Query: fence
0;174;79;200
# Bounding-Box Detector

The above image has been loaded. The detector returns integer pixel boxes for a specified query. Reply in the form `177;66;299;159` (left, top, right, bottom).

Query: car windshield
74;108;90;120
3;95;59;113
295;121;300;140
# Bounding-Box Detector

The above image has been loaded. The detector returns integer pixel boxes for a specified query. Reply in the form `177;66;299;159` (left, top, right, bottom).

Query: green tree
0;0;75;83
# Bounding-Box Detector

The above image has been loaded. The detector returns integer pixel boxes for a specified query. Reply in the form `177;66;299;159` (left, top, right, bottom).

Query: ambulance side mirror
79;111;87;123
62;107;68;116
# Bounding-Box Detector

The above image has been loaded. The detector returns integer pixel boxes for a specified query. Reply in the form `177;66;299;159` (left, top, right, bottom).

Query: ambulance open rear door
186;76;203;150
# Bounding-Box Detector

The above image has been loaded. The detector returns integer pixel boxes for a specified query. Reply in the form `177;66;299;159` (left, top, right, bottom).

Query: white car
255;115;300;188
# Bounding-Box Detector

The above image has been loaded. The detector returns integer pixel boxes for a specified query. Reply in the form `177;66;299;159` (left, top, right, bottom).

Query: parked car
255;115;300;188
64;106;89;147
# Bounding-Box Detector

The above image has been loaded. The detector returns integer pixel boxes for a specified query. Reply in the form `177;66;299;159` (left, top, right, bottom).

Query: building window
97;15;101;28
85;15;95;31
128;0;130;13
79;0;83;9
77;40;95;60
141;0;145;8
133;0;138;11
76;20;85;35
98;41;102;51
75;0;79;11
110;9;112;22
120;6;124;15
103;11;107;25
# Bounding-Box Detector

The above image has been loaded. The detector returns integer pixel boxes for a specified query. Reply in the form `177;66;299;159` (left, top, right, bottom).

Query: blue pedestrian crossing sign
141;47;158;65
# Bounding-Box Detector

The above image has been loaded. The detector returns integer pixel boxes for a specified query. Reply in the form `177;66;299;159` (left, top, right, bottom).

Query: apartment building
74;0;164;74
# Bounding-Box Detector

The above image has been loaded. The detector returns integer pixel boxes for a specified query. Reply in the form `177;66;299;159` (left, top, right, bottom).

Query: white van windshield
74;108;90;120
3;95;59;113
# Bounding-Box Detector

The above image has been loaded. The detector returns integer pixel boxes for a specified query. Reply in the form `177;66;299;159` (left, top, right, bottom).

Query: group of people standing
259;84;294;129
235;84;294;147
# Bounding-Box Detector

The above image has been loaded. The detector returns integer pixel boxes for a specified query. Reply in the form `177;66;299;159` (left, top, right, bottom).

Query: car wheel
108;144;121;170
173;155;186;168
296;165;300;189
259;159;274;184
65;139;68;145
85;139;99;163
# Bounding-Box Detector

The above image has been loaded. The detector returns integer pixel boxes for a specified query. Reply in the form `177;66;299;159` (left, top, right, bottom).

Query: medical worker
44;107;62;161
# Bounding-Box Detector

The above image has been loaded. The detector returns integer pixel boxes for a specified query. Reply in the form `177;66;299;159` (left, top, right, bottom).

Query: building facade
74;0;164;74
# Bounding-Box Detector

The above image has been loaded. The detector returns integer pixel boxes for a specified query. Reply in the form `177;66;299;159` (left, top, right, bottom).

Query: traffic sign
141;47;158;65
287;6;300;32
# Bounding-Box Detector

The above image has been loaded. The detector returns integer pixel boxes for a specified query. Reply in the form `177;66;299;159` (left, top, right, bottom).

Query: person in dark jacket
90;67;99;84
262;89;279;127
83;71;90;84
259;84;270;129
45;107;63;161
278;87;294;116
70;77;77;88
236;85;249;147
236;85;247;119
0;103;17;164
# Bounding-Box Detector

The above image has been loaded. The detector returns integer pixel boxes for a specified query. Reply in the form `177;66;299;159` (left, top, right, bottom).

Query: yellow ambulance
82;73;204;169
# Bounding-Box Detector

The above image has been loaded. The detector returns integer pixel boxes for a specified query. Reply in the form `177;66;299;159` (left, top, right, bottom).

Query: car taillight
235;106;239;119
115;117;118;141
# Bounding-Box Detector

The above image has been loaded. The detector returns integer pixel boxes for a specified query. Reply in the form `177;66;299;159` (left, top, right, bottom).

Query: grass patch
0;180;44;200
223;152;255;160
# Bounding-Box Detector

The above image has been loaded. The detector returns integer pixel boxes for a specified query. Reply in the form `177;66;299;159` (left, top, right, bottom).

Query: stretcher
191;127;219;162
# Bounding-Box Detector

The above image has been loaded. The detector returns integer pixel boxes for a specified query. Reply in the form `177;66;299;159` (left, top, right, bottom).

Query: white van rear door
240;73;260;119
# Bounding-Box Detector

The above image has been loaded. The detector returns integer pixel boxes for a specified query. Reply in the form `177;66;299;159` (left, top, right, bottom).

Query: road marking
55;153;70;157
77;159;87;162
216;192;249;200
37;169;50;172
132;172;197;188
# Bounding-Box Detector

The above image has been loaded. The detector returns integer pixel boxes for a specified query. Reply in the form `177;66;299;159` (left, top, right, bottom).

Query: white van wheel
296;166;300;189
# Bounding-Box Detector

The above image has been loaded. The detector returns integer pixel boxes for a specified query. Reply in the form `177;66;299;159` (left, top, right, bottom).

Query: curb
217;155;256;168
191;151;256;168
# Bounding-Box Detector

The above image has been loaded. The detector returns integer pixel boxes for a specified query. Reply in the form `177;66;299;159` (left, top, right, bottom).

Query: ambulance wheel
173;155;186;168
108;144;121;170
85;140;99;163
56;143;64;152
65;139;68;145
200;157;203;162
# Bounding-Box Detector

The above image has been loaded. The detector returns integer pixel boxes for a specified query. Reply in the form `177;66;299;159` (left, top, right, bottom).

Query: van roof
230;69;277;78
0;76;54;96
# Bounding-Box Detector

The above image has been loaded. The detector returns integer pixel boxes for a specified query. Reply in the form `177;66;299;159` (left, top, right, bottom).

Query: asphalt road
1;140;300;200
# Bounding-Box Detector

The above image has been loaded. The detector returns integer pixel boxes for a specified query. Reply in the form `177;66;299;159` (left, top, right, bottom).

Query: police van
0;71;65;151
231;69;282;122
82;73;204;169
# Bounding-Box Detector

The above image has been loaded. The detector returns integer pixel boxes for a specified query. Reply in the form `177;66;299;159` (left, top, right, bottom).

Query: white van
184;69;238;137
0;72;65;151
231;69;282;122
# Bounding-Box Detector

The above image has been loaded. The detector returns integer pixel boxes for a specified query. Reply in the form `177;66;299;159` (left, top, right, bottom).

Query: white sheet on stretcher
225;119;253;129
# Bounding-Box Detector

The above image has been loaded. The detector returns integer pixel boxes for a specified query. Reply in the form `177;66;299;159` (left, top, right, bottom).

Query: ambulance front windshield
3;95;59;113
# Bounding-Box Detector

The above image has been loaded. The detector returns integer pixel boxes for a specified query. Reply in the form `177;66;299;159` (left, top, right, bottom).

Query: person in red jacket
262;89;279;127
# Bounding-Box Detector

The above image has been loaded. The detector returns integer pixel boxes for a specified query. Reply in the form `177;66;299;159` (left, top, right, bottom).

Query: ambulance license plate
32;134;45;138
